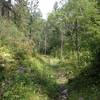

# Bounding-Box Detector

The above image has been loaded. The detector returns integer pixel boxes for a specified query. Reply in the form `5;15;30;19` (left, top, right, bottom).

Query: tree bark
44;33;47;55
74;18;80;66
61;32;64;61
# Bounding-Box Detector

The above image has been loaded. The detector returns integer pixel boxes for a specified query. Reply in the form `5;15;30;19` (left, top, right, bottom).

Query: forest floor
40;56;69;100
39;55;100;100
2;50;100;100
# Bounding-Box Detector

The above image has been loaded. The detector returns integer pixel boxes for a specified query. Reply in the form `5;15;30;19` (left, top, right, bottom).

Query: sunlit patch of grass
26;91;49;100
0;46;13;61
28;56;56;78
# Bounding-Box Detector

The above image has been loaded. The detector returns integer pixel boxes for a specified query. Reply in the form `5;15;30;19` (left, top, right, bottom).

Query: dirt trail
40;56;69;100
54;67;69;100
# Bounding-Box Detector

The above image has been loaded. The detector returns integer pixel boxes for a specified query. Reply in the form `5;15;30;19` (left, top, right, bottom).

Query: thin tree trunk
75;18;80;66
29;15;32;38
44;33;47;55
61;32;64;61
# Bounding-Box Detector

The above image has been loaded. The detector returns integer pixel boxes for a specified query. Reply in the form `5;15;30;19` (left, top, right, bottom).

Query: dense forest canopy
0;0;100;100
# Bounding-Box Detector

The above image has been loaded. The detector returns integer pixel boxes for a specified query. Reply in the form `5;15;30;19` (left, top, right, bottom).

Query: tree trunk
44;33;47;55
74;18;80;66
61;32;64;61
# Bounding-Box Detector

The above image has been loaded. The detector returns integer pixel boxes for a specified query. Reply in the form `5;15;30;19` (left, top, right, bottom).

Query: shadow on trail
66;63;100;99
67;65;100;90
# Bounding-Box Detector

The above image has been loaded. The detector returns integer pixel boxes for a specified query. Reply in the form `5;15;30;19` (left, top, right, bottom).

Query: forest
0;0;100;100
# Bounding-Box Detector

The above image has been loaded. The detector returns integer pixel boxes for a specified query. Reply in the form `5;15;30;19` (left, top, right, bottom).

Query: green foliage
0;0;100;99
0;45;58;100
0;17;57;99
14;0;30;33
